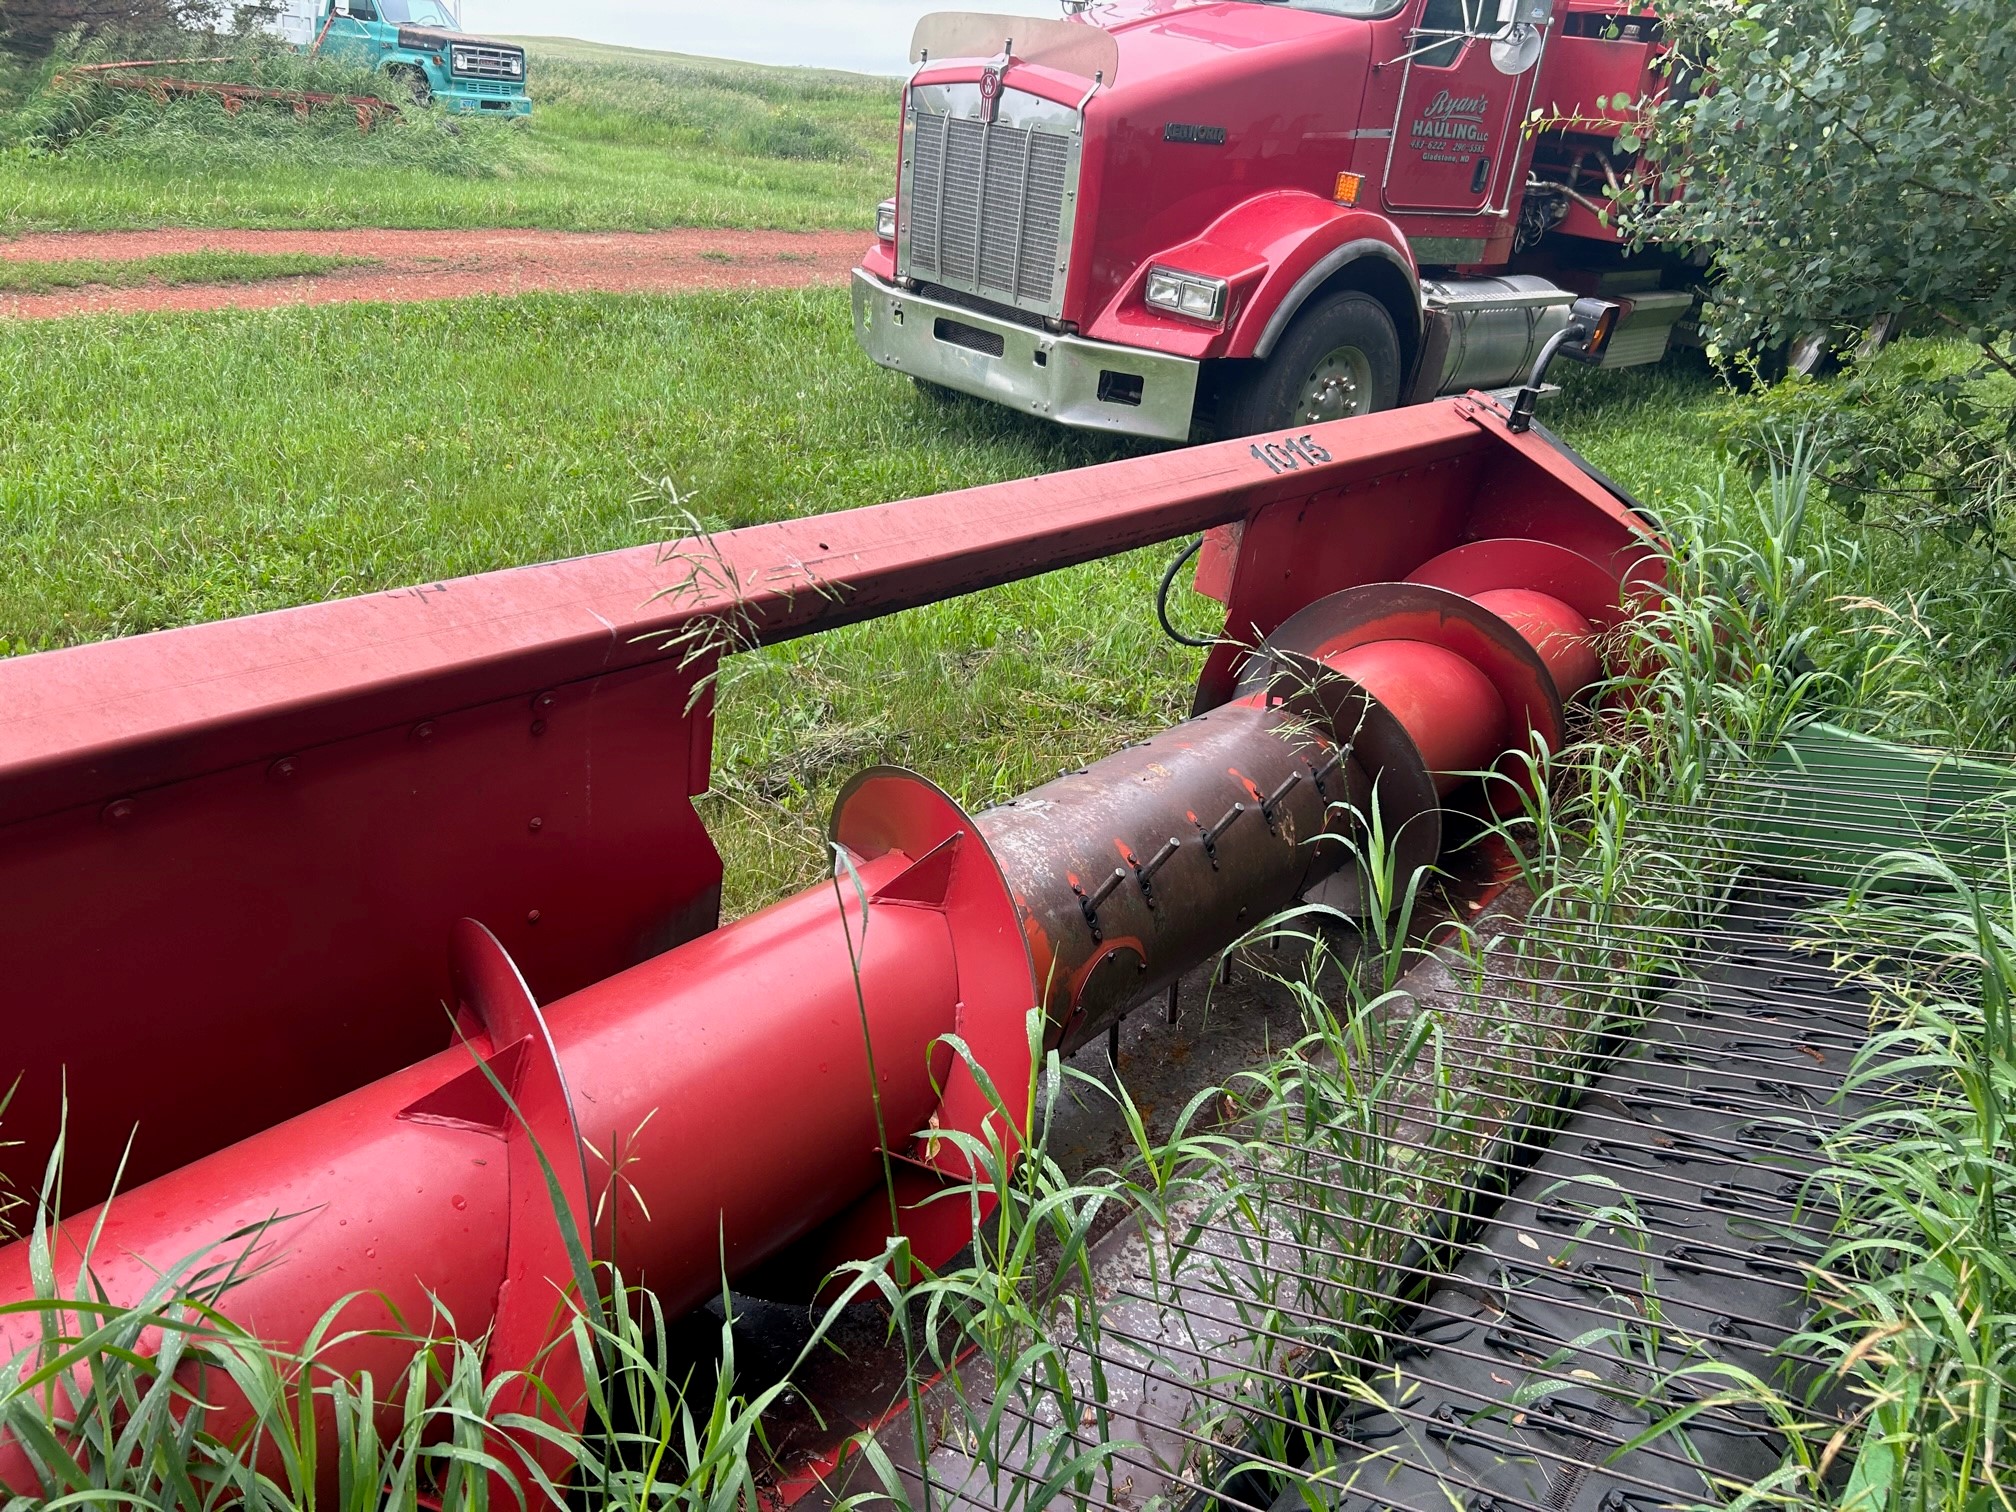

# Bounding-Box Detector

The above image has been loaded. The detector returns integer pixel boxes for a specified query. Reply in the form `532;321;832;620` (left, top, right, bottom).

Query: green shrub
1732;345;2016;558
1637;0;2016;374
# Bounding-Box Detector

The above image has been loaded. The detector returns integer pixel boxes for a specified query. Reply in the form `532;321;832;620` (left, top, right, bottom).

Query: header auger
0;392;1657;1496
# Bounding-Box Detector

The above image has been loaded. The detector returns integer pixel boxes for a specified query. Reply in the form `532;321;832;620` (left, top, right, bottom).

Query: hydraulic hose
1156;535;1214;648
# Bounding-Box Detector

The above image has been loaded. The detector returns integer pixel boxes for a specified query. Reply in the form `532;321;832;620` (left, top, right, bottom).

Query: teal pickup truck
274;0;531;116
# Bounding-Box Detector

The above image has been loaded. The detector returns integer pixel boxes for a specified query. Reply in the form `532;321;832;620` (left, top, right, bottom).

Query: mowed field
0;31;1763;912
0;37;900;232
0;279;1747;912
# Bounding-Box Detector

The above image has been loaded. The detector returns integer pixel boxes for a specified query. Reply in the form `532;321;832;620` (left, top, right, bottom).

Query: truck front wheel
1223;291;1402;437
388;65;432;106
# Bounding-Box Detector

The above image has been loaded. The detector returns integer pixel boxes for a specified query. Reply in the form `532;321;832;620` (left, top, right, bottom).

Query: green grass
0;38;899;233
5;283;2014;1504
0;288;1174;912
12;288;1989;917
0;290;1766;913
0;295;1736;655
0;290;1133;647
0;250;371;293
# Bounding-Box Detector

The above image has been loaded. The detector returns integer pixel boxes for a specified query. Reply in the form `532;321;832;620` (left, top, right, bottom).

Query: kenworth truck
854;2;1690;440
271;0;531;116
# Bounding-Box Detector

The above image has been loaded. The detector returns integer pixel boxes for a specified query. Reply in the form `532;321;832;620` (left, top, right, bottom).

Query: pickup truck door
1381;0;1556;216
320;0;384;63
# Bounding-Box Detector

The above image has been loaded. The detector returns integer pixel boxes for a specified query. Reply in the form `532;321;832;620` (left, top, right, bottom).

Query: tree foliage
0;0;222;60
1630;0;2016;377
1739;356;2015;555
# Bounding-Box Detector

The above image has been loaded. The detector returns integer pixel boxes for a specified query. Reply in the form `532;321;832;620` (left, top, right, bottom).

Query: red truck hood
1086;0;1369;83
915;2;1369;97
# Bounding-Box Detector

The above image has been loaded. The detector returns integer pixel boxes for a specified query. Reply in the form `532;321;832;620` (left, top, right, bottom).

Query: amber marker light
1333;172;1364;206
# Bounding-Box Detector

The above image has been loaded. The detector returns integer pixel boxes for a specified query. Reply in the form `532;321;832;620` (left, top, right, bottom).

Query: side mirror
1557;297;1623;364
1507;298;1623;434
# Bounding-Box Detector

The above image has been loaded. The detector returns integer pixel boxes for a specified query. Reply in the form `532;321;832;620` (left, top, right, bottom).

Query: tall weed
0;1088;873;1511
530;54;884;164
1548;440;2016;1508
5;38;520;175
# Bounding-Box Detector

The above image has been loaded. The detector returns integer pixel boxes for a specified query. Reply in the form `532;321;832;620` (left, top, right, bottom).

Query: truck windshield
377;0;458;25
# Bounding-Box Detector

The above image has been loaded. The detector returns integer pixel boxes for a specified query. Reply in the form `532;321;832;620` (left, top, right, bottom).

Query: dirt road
0;226;866;318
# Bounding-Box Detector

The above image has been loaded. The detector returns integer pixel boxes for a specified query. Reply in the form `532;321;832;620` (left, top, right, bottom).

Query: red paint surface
1472;586;1601;699
1334;640;1507;791
871;0;1677;373
0;394;1663;1497
0;402;1412;1188
0;396;1652;1209
0;848;956;1491
1408;536;1633;630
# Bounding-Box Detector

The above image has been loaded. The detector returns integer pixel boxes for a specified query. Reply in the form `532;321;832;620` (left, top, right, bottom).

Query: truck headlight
509;57;522;75
1145;267;1229;324
877;199;898;243
452;51;470;70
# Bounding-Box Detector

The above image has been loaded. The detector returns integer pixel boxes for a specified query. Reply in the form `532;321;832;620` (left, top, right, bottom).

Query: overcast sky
477;1;947;76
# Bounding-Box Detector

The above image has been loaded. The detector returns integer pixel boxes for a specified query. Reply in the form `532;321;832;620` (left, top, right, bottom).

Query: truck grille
451;45;524;81
902;101;1076;318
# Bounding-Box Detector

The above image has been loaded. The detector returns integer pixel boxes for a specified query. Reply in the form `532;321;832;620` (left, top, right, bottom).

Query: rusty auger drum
0;393;1659;1495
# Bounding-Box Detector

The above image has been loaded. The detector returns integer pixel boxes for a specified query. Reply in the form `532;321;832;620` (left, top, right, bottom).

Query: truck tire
389;65;432;106
1748;329;1837;386
1783;313;1901;379
1223;291;1402;437
1786;329;1838;380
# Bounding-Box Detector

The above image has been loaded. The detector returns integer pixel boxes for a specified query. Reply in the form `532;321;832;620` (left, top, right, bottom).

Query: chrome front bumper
851;271;1199;443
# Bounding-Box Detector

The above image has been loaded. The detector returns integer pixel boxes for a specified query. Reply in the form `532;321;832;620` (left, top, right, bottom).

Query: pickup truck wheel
1225;291;1402;437
388;65;432;106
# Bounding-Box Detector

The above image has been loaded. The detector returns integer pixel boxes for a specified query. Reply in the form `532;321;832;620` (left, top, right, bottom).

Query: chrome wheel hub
1297;346;1373;424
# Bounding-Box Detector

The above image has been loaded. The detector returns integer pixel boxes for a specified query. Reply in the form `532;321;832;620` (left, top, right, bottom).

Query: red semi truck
853;1;1689;441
